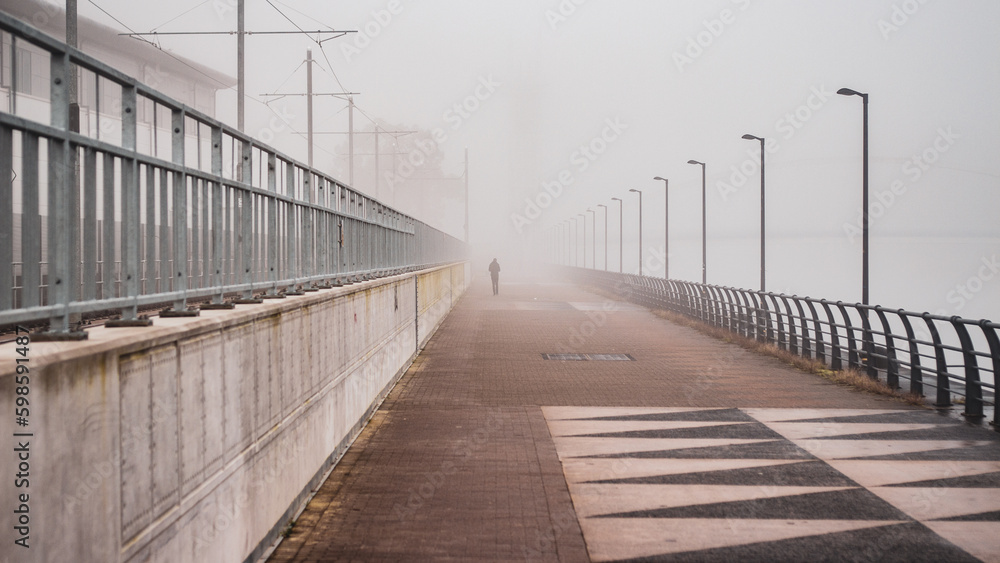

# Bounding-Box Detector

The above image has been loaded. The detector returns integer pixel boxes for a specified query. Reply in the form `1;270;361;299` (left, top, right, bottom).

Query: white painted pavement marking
924;522;1000;563
868;487;1000;521
547;419;751;437
568;484;858;518
544;407;1000;561
826;460;1000;488
743;408;903;422
560;458;808;484
542;406;724;421
761;422;946;441
549;437;772;460
581;519;906;562
790;439;997;460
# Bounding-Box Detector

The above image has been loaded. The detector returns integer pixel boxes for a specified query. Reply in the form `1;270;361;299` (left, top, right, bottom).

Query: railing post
316;179;331;288
302;171;316;291
898;312;924;397
779;295;798;355
978;320;1000;428
749;293;765;342
769;294;786;350
874;306;900;389
821;301;842;371
286;162;303;294
101;86;151;326
836;302;860;370
805;300;825;363
1;123;13;311
157;106;198;318
923;313;952;407
199;124;235;309
263;153;282;297
36;48;86;339
791;297;810;358
859;305;878;379
735;290;753;338
950;318;983;419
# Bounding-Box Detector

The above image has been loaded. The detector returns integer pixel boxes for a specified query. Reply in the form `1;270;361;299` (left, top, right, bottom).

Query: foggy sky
39;0;1000;320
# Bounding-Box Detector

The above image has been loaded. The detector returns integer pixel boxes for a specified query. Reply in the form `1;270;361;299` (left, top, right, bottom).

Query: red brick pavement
266;275;914;562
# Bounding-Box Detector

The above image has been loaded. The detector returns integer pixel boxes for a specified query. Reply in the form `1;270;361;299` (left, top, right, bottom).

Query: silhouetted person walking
488;258;501;295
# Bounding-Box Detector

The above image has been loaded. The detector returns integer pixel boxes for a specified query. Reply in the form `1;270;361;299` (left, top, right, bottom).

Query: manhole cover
542;353;634;361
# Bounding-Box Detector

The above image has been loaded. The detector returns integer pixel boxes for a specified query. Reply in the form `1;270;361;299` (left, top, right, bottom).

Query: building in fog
0;0;235;308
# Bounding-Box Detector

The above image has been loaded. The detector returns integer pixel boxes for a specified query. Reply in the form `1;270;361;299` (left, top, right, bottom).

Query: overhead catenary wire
90;0;412;173
149;0;212;32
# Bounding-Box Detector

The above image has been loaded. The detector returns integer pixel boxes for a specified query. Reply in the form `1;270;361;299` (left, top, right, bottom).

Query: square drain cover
542;353;634;361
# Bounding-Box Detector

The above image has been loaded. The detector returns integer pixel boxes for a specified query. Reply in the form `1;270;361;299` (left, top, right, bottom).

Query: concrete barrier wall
417;262;469;349
0;263;468;563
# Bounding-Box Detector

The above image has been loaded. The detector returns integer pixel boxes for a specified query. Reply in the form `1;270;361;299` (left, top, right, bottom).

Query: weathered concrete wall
0;263;467;563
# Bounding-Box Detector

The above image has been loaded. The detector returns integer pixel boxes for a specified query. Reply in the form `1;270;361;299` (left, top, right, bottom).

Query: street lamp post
838;87;877;380
629;189;643;276
597;204;608;271
741;134;766;292
586;209;596;270
558;222;564;265
837;87;870;305
578;213;587;268
611;197;623;273
570;217;578;267
653;176;669;279
687;160;707;284
556;222;566;264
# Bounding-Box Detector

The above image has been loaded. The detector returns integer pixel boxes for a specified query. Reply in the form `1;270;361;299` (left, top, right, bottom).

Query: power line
270;0;335;31
150;0;211;32
87;0;156;47
121;30;353;37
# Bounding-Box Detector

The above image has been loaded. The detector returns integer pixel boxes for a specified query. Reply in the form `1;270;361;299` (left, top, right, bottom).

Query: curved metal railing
571;267;999;426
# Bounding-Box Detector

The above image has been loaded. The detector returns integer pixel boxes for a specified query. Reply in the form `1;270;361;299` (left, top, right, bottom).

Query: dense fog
47;0;1000;321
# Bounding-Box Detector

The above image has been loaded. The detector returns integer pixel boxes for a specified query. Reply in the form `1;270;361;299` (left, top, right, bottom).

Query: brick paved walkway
266;275;998;562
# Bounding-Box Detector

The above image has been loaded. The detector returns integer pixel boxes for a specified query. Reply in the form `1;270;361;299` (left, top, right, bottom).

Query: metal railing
0;13;466;337
571;267;999;426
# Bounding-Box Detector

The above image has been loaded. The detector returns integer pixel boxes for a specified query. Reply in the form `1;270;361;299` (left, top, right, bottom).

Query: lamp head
629;188;640;193
597;203;607;208
687;159;703;166
837;87;864;97
653;176;666;181
741;134;763;141
611;197;621;201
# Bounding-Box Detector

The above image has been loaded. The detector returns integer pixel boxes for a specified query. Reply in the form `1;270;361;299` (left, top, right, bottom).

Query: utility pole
67;0;82;331
306;49;313;167
66;0;79;131
237;0;244;132
464;148;469;243
349;96;354;185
